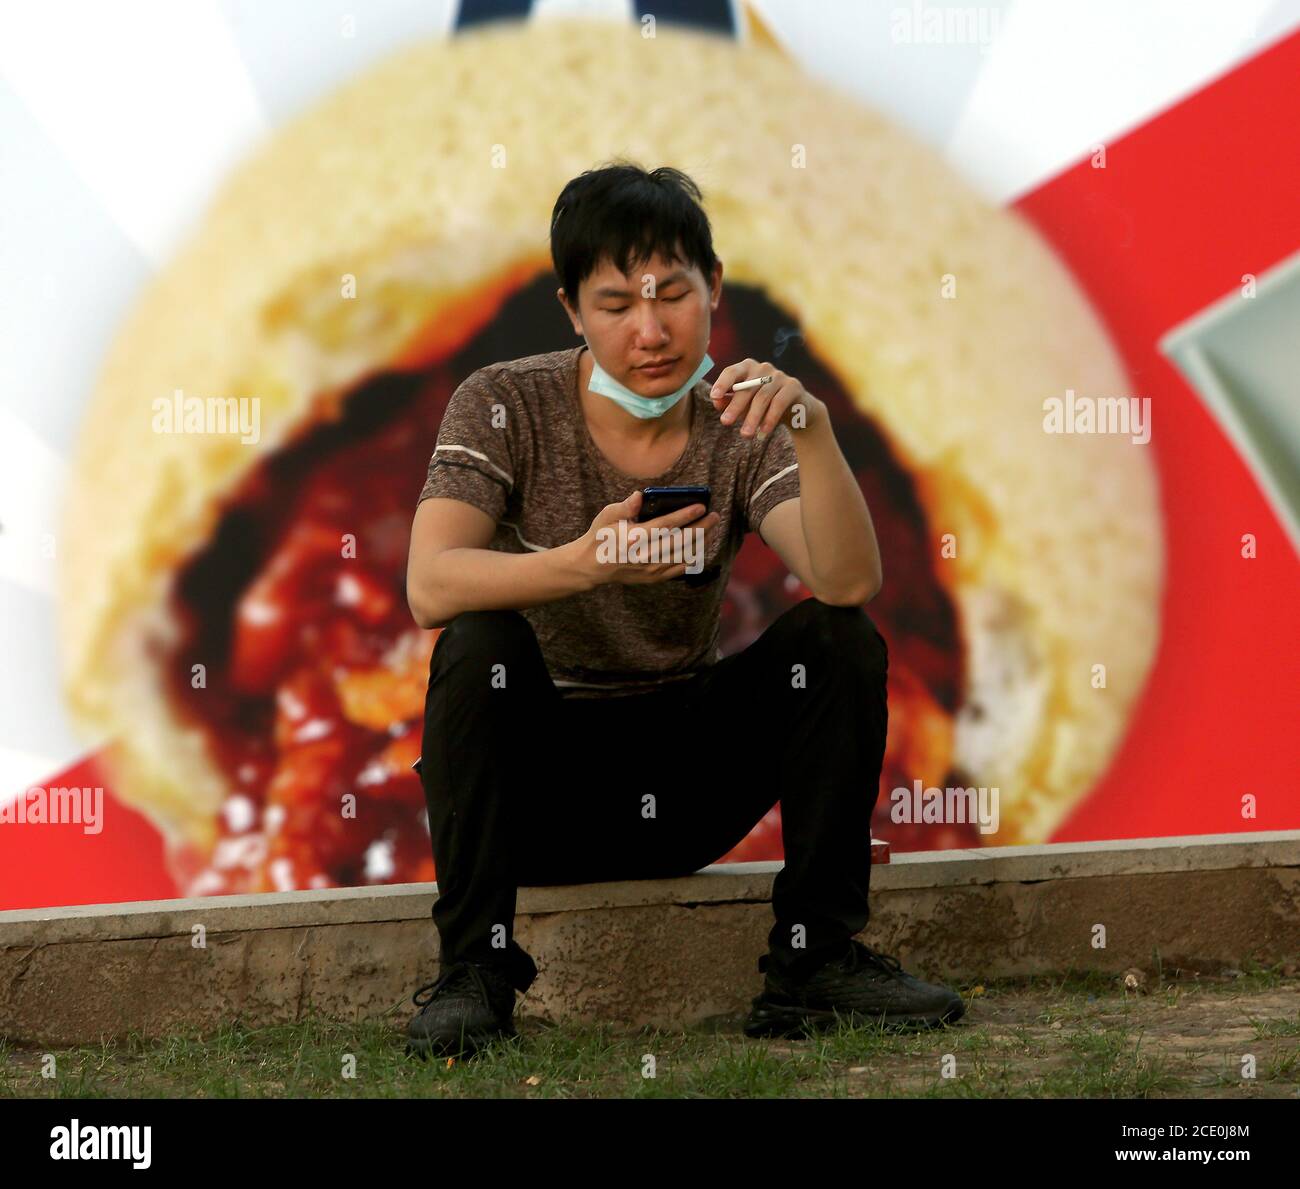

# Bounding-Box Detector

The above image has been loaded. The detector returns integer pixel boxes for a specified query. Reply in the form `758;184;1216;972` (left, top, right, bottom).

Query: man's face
559;247;722;393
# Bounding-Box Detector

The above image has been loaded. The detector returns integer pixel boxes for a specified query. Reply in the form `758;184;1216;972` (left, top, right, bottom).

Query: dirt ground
1;969;1296;1098
726;974;1300;1098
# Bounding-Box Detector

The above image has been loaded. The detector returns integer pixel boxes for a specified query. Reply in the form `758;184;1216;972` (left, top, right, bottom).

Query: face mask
584;345;715;420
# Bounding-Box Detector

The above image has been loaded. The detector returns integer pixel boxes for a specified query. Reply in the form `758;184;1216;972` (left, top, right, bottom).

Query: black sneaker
405;960;520;1060
743;939;965;1038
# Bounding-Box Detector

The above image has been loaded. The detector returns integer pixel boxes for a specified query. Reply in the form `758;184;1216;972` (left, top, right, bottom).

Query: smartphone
637;485;711;522
636;486;719;587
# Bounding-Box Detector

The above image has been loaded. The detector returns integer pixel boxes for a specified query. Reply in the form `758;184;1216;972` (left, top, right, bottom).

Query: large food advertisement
1;1;1296;910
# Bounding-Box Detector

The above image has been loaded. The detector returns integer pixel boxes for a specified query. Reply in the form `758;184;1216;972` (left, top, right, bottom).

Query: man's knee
792;598;888;683
432;608;538;670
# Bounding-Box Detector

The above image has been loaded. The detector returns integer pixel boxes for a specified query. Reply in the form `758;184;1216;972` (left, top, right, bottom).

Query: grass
2;964;1296;1099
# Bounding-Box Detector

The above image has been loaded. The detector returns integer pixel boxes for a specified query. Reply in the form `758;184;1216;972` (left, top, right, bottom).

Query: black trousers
416;596;889;994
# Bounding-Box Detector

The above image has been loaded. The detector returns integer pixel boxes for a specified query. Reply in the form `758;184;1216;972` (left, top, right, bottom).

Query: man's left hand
709;359;826;440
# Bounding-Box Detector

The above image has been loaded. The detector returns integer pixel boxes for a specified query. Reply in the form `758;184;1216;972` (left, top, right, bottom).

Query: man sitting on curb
403;161;964;1058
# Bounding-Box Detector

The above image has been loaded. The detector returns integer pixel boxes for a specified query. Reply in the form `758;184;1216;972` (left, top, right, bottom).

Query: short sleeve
744;423;801;536
416;369;516;521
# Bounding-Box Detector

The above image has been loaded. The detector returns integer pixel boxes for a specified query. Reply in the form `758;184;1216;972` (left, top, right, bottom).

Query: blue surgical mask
584;345;714;420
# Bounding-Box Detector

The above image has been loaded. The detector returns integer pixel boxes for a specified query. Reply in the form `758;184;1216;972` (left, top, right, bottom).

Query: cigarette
729;375;774;392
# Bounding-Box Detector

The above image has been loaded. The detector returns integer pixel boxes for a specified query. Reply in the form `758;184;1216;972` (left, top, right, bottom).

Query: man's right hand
568;490;722;588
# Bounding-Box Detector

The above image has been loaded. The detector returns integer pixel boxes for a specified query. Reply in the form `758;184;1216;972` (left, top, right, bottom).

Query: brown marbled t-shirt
416;344;801;698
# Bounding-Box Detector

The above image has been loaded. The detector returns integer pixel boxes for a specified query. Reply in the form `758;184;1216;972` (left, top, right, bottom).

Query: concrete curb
1;832;1296;1044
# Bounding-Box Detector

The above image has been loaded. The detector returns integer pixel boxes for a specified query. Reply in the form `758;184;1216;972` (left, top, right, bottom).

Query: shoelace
758;940;907;979
841;940;905;979
412;961;511;1011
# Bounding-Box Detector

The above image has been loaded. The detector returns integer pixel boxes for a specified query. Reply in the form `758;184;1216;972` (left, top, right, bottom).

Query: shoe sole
405;1019;518;1061
743;998;964;1039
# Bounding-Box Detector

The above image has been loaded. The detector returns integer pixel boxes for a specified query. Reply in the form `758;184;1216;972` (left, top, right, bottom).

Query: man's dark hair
550;161;720;308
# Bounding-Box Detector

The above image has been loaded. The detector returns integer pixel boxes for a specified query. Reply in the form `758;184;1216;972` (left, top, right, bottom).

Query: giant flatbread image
58;19;1164;894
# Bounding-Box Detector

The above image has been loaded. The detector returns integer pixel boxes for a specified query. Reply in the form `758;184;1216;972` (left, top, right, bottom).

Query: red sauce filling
165;277;970;895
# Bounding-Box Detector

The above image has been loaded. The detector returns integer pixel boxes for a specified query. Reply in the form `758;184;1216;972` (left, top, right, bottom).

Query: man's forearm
410;543;593;629
793;416;883;601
